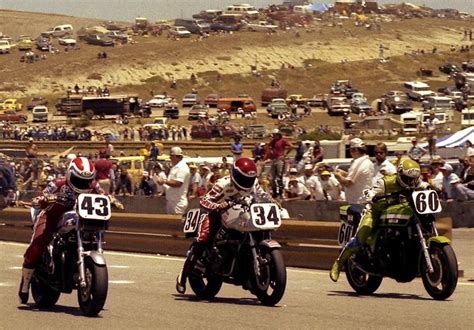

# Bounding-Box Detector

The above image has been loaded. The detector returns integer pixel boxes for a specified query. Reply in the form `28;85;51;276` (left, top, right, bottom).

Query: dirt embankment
0;10;473;102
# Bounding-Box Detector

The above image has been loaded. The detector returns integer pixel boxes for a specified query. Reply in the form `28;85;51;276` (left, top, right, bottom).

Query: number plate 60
412;190;442;214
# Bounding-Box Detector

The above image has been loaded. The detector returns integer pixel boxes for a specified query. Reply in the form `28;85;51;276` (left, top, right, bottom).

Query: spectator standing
372;142;397;184
231;136;243;160
440;164;459;200
187;164;201;198
25;138;38;158
105;137;114;157
149;142;160;169
334;138;374;205
151;163;167;197
115;166;133;196
300;164;325;200
408;137;426;163
266;128;294;198
319;170;342;201
312;141;324;164
464;140;474;158
424;111;439;158
95;150;115;194
429;157;444;191
137;171;156;196
156;147;190;214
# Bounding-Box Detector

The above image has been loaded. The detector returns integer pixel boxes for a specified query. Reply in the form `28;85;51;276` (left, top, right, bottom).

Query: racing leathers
176;176;269;293
19;178;103;303
329;174;429;282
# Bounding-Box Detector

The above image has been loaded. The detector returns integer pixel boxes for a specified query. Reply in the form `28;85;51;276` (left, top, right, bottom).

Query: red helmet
231;157;257;191
66;157;96;193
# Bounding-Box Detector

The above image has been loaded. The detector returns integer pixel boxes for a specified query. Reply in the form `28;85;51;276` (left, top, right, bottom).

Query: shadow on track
327;290;433;301
173;294;281;307
17;304;106;317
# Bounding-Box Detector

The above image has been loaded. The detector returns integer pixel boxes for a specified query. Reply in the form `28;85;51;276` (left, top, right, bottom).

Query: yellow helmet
397;159;421;189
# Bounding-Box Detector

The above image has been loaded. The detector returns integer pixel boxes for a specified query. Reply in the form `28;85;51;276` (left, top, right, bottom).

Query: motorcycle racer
19;157;101;304
330;159;429;282
176;157;272;294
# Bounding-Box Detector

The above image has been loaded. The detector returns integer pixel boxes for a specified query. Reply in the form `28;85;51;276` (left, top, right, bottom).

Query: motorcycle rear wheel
31;275;61;308
421;244;458;300
77;257;108;317
345;258;383;295
189;272;223;300
254;249;287;306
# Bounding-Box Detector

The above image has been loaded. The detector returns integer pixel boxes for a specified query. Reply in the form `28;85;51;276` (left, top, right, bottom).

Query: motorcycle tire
77;257;108;317
31;275;61;308
189;272;223;300
420;243;458;300
345;258;383;295
254;249;287;306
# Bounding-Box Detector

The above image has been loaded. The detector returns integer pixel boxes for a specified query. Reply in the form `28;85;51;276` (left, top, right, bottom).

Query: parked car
404;81;435;101
0;98;22;111
242;124;268;139
327;96;351;116
192;9;223;21
0;110;27;123
286;94;308;105
210;21;241;32
82;34;114;46
17;36;33;51
267;98;290;118
439;63;461;75
188;104;208;120
27;96;48;110
147;95;173;107
35;36;51;51
307;94;327;107
163;103;180;119
351;99;372;115
204;94;219;107
105;30;128;43
190;123;238;139
182;93;200;107
58;37;77;46
0;39;11;54
41;24;73;38
32;106;49;122
244;21;278;32
383;90;413;114
168;26;191;38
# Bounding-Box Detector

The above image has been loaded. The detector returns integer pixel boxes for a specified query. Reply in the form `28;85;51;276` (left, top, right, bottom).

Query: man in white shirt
319;170;342;200
425;111;439;158
440;163;459;200
156;147;190;214
373;142;397;184
334;138;374;205
285;176;311;201
408;137;427;163
299;164;325;200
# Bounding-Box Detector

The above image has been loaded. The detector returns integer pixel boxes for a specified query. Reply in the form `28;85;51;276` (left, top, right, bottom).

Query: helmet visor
232;167;256;190
70;175;92;191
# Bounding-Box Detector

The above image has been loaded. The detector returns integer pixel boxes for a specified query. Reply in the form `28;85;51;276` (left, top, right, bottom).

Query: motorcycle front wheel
189;271;223;300
421;244;458;300
77;257;108;317
31;275;61;308
254;249;287;306
345;258;383;295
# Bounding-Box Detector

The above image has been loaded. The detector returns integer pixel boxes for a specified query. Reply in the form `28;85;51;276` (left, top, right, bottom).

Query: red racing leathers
23;178;102;269
197;176;267;244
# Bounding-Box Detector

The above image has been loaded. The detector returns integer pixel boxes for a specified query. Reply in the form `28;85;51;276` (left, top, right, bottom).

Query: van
174;18;211;34
261;87;287;106
42;24;73;38
461;108;474;127
112;152;167;184
225;4;260;19
32;106;49;122
422;96;454;111
401;111;422;134
217;97;256;114
403;81;435;101
216;13;243;25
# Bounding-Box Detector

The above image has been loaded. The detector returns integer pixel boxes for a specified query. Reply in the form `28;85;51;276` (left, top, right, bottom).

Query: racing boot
18;267;34;304
176;243;205;294
330;237;361;282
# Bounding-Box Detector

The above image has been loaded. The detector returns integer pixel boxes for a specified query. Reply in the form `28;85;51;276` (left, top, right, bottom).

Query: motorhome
403;81;435;101
401;110;453;134
422;96;454;111
225;4;259;19
461;108;474;127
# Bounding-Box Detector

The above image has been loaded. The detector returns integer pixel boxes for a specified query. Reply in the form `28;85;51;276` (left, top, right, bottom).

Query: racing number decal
78;194;111;220
338;222;353;246
250;204;282;229
183;209;203;233
413;190;442;214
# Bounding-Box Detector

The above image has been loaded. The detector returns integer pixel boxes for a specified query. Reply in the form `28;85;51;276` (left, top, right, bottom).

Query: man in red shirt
95;149;115;194
266;128;293;198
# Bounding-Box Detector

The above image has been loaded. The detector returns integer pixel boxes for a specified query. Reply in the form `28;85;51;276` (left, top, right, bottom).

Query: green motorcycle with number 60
338;189;458;300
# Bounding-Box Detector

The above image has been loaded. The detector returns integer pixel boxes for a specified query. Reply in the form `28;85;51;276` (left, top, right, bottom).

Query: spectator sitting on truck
408;137;426;163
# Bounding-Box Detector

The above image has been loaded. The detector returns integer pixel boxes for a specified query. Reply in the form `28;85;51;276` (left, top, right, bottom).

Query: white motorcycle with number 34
182;194;289;306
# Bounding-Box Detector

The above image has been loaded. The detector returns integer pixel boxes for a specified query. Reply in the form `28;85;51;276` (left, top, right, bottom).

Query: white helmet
66;157;96;193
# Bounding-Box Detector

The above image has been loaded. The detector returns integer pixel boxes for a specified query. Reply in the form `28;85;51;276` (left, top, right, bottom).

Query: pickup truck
0;98;22;111
0;39;11;54
0;110;27;123
245;21;277;32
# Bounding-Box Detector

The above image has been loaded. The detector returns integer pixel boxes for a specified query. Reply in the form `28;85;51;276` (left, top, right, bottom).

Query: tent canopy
421;126;474;148
308;3;333;12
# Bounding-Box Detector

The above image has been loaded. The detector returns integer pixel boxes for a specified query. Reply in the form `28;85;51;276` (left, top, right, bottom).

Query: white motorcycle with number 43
182;194;289;306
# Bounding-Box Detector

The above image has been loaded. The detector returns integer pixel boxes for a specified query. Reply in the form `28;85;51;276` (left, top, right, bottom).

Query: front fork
249;234;262;278
414;218;434;274
76;230;105;288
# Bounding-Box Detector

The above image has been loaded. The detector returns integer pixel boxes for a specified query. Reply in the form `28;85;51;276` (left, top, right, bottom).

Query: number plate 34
412;190;442;214
78;194;111;220
250;203;281;230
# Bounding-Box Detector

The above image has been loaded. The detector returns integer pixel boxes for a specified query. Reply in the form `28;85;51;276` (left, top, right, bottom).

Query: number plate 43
78;194;112;220
412;190;442;214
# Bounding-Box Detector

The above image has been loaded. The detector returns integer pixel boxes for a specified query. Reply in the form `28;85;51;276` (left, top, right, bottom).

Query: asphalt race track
0;229;473;329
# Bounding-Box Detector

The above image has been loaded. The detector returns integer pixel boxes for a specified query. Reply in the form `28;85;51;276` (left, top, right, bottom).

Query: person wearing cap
152;163;167;197
137;171;156;196
187;163;201;198
424;111;439;158
450;176;474;201
266;128;294;198
283;167;299;192
334;138;374;205
156;146;190;214
319;170;342;201
300;164;325;200
285;175;311;201
408;137;426;163
429;157;445;191
373;142;396;184
198;165;212;195
440;163;460;200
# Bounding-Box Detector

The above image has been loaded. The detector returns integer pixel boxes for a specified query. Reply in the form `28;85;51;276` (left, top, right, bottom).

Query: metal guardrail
0;208;452;270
